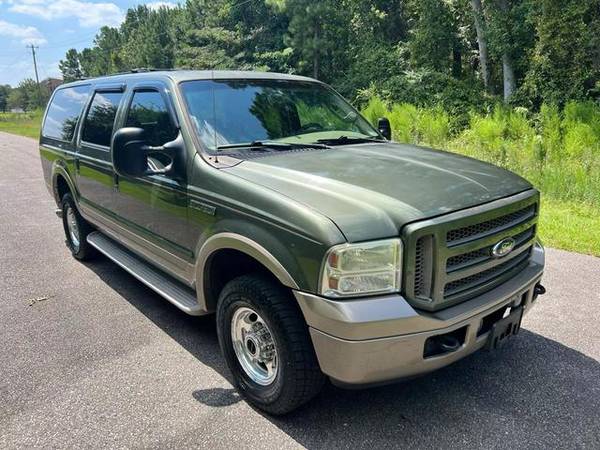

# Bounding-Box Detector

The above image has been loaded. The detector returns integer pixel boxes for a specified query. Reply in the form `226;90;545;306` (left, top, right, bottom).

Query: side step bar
87;231;205;315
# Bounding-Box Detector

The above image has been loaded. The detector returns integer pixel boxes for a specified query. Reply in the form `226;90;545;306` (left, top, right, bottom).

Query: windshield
179;79;380;152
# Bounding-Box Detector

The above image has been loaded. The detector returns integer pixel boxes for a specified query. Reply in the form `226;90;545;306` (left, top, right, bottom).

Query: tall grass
362;96;600;210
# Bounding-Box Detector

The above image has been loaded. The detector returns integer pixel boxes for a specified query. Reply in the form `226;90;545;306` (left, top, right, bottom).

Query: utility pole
27;44;42;107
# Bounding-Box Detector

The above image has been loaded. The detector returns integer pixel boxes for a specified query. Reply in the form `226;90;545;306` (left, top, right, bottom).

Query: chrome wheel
66;205;80;250
231;306;278;386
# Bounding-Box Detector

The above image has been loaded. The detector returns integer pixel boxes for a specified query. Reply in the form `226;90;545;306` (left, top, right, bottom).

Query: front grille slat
446;204;536;246
446;247;490;272
406;192;539;310
446;225;536;273
414;235;433;299
414;238;426;296
444;250;531;297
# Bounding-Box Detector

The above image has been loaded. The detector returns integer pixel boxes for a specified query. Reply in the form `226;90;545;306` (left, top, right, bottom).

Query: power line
229;0;259;9
43;32;100;50
0;33;98;58
0;54;25;71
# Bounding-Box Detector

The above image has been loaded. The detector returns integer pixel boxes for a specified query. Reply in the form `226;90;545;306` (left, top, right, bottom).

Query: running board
87;231;204;315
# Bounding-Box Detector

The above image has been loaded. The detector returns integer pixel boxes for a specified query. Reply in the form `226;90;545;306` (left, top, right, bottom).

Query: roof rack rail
69;67;196;83
129;67;176;73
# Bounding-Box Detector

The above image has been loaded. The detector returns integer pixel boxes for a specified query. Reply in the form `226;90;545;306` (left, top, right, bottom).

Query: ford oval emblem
492;237;516;258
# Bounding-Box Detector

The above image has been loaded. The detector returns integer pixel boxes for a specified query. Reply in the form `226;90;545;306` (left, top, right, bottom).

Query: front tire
61;193;96;261
216;275;325;415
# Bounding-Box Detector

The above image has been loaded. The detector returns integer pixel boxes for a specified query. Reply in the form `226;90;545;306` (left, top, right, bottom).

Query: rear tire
216;275;325;415
61;193;96;261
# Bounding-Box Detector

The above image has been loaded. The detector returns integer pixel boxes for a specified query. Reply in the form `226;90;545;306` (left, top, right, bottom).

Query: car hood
223;142;532;242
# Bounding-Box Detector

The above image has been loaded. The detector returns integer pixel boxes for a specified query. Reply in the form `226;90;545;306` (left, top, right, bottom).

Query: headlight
320;239;402;298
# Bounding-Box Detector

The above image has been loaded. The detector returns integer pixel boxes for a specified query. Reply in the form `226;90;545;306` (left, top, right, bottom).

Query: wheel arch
51;164;78;206
196;233;300;313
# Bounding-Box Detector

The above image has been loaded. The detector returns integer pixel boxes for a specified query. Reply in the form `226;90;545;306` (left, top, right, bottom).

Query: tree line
0;79;53;112
47;0;600;114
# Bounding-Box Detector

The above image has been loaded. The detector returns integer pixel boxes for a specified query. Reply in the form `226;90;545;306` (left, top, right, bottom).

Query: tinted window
81;91;123;147
125;90;178;146
42;85;90;141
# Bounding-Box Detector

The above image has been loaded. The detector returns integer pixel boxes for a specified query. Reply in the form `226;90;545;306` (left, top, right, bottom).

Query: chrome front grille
404;190;539;311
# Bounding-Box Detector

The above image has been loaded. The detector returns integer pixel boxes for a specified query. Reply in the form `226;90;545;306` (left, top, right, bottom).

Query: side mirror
378;117;392;140
111;127;185;179
112;127;149;178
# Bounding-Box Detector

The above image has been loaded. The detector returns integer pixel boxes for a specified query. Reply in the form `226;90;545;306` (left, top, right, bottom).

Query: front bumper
294;244;545;386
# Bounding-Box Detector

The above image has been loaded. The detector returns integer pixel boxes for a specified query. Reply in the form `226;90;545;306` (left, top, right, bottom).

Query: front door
112;84;193;269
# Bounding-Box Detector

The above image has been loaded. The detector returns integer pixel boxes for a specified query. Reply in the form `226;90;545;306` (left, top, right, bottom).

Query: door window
81;91;123;147
42;85;90;141
125;90;178;146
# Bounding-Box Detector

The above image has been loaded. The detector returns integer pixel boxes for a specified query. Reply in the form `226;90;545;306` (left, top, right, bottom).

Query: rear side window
42;85;90;141
125;90;178;146
81;91;123;147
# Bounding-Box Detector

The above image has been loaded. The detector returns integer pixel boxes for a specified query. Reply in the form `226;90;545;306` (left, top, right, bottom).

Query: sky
0;0;179;86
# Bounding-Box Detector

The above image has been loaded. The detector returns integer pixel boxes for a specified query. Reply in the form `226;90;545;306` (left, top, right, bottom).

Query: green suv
39;70;546;414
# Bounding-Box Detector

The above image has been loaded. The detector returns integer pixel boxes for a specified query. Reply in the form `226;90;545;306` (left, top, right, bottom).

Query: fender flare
195;232;300;312
51;162;78;205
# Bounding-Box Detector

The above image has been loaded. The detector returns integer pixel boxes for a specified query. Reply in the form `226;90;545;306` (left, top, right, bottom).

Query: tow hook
534;283;546;298
438;335;461;352
55;208;63;219
423;329;466;358
534;283;546;296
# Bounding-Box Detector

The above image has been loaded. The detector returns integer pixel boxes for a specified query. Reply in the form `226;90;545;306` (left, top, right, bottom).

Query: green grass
0;110;42;139
538;198;600;256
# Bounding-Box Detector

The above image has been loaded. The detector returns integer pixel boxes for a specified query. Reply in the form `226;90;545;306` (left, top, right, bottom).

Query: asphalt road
1;131;599;449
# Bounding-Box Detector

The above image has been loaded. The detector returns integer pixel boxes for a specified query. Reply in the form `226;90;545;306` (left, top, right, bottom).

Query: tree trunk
497;0;516;102
313;24;320;80
470;0;490;91
502;52;516;101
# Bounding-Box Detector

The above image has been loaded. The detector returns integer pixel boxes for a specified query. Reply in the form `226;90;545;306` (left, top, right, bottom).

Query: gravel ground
1;131;599;449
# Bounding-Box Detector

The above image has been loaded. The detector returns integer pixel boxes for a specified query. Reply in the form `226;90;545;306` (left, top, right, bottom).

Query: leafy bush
388;103;419;143
415;108;450;147
538;103;561;163
361;96;388;126
377;69;492;130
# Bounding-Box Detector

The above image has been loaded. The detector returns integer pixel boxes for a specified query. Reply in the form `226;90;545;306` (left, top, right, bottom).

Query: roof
59;69;320;89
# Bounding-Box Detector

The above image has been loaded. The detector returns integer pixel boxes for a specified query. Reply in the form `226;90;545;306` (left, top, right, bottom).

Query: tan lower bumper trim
310;279;542;386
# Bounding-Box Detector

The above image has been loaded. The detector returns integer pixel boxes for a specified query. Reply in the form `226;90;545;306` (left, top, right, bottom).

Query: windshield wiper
316;136;385;146
217;140;329;151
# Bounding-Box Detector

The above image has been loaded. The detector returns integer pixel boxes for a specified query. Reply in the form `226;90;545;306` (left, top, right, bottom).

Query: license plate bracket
486;306;523;350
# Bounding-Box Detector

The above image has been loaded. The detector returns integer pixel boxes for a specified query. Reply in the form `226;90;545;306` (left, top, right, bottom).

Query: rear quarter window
42;85;90;141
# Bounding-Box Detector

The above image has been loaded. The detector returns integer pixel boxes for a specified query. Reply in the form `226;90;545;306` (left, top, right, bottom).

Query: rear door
76;85;125;215
112;82;193;266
